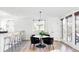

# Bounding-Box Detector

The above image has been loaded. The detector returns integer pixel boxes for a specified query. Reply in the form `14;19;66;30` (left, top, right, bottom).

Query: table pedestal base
36;44;46;48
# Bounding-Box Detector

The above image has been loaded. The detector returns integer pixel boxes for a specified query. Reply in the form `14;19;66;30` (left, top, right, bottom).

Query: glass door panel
75;12;79;45
66;15;72;42
63;18;67;42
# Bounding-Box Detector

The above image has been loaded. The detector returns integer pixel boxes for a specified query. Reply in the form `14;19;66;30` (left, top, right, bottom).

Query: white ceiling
0;7;79;18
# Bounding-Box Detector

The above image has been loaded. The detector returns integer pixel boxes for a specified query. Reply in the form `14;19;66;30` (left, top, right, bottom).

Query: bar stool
9;33;18;51
15;33;21;47
17;31;25;45
12;33;19;51
16;32;22;46
20;31;26;40
4;36;13;52
12;32;22;50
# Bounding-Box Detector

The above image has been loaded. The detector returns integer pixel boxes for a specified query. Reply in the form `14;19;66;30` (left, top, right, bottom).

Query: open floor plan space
0;7;79;52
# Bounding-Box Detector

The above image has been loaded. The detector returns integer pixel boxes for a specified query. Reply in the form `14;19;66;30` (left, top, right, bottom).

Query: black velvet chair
42;37;54;49
31;34;35;36
30;36;40;48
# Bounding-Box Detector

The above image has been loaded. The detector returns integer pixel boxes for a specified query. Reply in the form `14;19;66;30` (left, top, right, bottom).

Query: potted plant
39;31;48;36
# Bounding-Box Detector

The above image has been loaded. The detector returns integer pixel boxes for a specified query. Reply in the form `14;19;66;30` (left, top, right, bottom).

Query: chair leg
47;45;54;51
48;45;51;50
30;44;32;49
45;45;49;51
50;44;54;50
53;46;54;50
30;44;35;49
31;44;35;50
33;44;35;48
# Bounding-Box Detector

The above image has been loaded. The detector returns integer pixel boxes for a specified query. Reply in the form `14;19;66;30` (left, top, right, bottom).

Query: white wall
47;17;61;40
14;17;33;40
14;16;61;40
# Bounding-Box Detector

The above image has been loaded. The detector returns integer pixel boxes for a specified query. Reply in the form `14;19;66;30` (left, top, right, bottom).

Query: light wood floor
20;40;78;52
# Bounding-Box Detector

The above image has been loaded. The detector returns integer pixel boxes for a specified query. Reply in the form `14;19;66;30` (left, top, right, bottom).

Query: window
33;20;45;33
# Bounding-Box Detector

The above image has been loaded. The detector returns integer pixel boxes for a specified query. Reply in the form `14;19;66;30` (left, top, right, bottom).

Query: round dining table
33;35;49;48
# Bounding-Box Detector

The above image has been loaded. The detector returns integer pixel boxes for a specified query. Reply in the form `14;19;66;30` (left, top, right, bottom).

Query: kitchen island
0;31;8;52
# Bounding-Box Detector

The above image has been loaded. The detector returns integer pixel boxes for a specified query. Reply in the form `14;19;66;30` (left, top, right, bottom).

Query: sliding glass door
63;18;67;42
66;15;72;42
61;11;79;46
75;12;79;45
62;15;73;42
